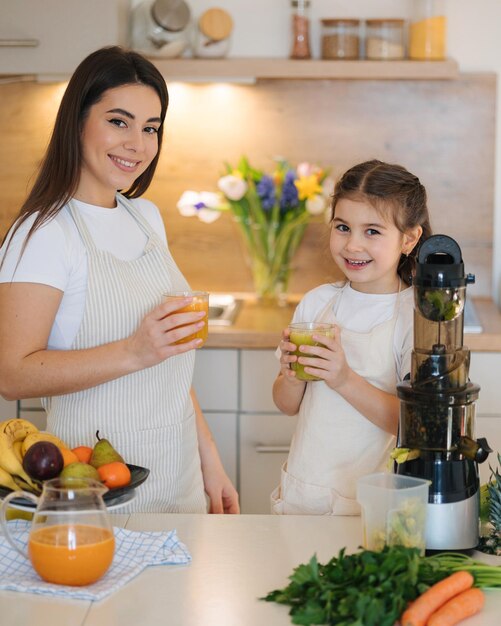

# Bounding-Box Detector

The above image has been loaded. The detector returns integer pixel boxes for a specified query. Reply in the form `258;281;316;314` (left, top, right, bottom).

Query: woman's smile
75;84;161;207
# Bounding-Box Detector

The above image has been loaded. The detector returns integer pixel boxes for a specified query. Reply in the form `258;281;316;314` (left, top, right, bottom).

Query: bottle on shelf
409;0;447;60
290;0;311;59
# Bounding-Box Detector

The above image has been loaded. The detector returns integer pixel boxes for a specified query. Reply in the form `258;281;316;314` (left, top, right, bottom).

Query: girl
0;46;239;514
271;159;432;515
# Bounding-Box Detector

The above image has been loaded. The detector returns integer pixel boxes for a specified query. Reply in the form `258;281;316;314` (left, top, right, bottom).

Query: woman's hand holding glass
127;296;207;369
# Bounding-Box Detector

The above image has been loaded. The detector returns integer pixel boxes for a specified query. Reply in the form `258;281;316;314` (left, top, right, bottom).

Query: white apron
271;283;399;515
42;195;206;513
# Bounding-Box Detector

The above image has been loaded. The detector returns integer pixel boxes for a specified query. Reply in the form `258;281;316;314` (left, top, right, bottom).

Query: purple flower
280;170;299;211
257;175;276;211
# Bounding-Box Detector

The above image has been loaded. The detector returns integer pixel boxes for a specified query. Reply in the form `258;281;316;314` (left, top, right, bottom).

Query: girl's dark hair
1;46;168;256
330;159;433;284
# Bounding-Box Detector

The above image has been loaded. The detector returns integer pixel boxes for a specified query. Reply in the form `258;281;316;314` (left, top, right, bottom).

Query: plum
22;441;64;480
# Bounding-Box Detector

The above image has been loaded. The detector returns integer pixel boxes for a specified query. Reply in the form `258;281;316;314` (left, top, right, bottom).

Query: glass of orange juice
0;477;115;586
288;322;336;381
164;290;209;347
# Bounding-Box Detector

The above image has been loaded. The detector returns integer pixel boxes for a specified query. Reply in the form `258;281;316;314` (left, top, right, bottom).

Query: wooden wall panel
0;74;495;296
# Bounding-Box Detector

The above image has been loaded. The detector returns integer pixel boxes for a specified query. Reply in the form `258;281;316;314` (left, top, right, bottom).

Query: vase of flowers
177;157;332;306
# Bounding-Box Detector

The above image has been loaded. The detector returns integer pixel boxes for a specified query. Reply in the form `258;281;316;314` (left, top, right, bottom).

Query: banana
0;418;39;442
21;431;68;457
11;474;41;494
12;440;24;463
0;432;39;490
0;465;19;491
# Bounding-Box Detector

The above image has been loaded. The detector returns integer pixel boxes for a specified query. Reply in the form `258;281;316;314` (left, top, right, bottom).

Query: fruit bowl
0;464;150;510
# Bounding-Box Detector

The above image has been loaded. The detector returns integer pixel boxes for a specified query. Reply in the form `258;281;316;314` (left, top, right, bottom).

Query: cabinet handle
255;445;290;454
0;39;40;47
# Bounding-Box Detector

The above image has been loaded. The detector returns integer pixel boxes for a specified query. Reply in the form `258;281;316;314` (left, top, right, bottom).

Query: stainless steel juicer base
425;492;479;550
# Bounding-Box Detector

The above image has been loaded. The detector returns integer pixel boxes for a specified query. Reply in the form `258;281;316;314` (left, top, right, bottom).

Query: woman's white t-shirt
0;196;167;350
290;282;414;381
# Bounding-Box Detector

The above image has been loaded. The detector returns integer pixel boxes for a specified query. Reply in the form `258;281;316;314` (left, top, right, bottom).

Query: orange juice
28;524;115;586
165;291;209;346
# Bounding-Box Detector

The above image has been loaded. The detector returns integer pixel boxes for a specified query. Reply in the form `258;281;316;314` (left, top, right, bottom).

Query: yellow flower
294;175;323;201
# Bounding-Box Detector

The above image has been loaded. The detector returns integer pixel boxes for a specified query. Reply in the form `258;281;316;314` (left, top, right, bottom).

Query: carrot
401;571;474;626
426;588;485;626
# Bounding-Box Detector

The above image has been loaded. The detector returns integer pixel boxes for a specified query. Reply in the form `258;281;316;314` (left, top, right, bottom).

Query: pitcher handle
0;491;38;559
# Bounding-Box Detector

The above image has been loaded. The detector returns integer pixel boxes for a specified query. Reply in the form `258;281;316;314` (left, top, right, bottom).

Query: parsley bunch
263;546;501;625
262;546;432;626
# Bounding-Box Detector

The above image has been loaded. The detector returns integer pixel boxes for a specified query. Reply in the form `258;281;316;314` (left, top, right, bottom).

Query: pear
89;431;124;469
59;462;100;482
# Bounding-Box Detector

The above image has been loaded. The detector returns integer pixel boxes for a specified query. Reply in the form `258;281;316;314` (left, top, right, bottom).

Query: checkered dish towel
0;520;191;601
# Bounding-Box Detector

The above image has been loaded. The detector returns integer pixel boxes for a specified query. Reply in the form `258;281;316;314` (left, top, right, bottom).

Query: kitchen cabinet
0;0;122;78
470;352;501;484
194;348;296;514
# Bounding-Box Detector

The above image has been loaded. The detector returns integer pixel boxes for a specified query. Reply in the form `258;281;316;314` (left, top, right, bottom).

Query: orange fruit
71;446;93;464
60;447;79;467
97;462;131;489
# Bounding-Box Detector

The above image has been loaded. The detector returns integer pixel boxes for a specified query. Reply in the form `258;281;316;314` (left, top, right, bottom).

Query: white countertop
1;514;500;626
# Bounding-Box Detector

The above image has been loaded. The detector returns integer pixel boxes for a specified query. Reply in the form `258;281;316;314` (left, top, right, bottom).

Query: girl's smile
331;198;421;294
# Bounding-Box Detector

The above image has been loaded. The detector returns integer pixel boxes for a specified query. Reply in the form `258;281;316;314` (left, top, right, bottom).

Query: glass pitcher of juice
0;477;115;586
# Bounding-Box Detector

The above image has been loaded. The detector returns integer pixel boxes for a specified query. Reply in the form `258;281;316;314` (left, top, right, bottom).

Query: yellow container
409;0;446;60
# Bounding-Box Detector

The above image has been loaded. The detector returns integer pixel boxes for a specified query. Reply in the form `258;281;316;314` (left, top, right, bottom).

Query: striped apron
42;195;206;513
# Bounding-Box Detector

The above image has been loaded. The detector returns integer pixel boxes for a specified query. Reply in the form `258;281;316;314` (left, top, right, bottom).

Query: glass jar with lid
321;19;361;60
193;7;233;58
290;0;311;59
365;19;405;60
130;0;191;58
409;0;446;60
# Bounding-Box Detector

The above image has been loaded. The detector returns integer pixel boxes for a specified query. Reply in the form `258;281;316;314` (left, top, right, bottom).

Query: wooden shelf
150;57;459;82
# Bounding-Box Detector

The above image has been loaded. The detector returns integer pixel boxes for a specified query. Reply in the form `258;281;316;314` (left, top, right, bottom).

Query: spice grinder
396;234;491;550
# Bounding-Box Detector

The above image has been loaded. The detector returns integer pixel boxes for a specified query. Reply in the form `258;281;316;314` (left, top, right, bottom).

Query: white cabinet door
0;0;121;77
239;413;298;514
203;412;238;488
193;349;238;411
240;349;279;412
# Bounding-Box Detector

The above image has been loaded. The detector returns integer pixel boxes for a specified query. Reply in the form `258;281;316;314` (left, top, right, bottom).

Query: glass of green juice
288;322;336;381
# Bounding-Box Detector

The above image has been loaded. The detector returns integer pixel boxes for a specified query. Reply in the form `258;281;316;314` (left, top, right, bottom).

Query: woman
0;46;239;514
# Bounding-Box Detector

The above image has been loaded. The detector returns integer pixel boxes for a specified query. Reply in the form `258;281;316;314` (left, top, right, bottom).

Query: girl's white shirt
0;196;167;350
290;282;414;381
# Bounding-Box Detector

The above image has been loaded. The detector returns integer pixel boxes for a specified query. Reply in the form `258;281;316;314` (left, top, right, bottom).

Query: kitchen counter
1;513;500;626
206;295;501;351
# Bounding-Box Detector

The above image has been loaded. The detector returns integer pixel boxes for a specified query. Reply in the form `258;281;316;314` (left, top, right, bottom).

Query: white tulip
217;175;248;201
177;191;199;217
198;208;221;224
306;194;327;216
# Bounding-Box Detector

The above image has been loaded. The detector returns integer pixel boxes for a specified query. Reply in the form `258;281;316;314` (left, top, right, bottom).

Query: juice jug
0;477;115;586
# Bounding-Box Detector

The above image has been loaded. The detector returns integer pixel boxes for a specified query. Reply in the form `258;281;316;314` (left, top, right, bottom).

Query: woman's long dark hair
331;159;433;284
1;46;169;260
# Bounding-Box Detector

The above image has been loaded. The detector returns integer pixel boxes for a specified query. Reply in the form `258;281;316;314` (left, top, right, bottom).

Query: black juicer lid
414;234;475;289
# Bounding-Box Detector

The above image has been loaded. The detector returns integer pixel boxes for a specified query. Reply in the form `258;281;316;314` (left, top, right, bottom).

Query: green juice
289;325;334;381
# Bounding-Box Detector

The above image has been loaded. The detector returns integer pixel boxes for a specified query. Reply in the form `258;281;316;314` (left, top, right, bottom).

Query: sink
208;294;243;326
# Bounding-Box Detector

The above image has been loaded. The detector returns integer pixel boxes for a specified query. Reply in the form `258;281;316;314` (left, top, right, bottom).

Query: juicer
396;234;491;550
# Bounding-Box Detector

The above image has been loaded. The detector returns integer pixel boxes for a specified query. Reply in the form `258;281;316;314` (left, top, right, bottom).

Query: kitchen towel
0;520;191;601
